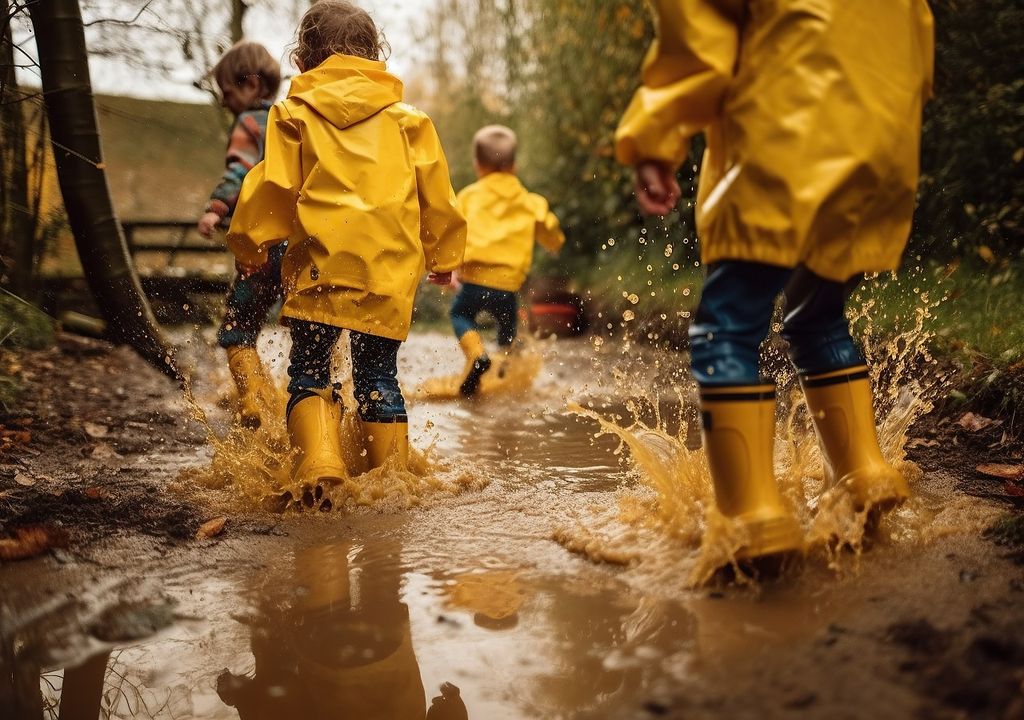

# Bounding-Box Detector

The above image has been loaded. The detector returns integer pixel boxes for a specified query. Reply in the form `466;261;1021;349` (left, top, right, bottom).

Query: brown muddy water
1;329;1021;719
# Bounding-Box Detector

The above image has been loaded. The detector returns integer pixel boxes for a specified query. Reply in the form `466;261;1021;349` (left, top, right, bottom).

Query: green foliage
913;0;1024;260
0;291;54;350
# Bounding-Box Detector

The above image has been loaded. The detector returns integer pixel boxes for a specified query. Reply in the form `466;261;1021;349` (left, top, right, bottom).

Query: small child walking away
617;0;934;564
450;125;564;396
197;42;283;430
227;1;465;492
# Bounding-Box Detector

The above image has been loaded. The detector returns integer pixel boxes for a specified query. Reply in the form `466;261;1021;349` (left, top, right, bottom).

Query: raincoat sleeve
532;195;565;254
615;0;743;168
409;115;467;273
226;104;304;267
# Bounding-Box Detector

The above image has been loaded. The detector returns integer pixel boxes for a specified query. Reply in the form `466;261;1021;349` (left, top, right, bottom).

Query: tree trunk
229;0;248;43
1;0;35;296
28;0;180;381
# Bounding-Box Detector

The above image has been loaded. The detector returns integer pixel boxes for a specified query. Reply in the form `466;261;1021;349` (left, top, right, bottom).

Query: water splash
175;337;485;512
411;344;543;401
558;270;966;586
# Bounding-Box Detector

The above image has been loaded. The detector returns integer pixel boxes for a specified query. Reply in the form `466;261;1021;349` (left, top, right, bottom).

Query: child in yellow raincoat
227;1;466;485
617;0;934;561
450;125;564;396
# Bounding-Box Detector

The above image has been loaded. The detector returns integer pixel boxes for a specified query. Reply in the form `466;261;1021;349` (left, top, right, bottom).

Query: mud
1;330;1023;719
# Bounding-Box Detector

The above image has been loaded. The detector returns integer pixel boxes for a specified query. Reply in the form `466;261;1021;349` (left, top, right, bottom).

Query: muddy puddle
2;330;1021;719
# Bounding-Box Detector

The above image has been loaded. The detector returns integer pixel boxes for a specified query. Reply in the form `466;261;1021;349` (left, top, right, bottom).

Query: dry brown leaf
977;463;1024;480
90;443;121;460
907;438;939;449
196;516;227;539
958;412;1002;433
0;527;53;561
83;422;108;438
84;487;105;500
14;472;35;487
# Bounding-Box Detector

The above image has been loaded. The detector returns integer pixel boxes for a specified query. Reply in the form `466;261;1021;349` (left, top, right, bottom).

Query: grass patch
0;292;56;410
984;513;1024;549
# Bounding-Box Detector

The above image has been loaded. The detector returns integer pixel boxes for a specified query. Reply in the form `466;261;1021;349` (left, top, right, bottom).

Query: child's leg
450;283;492;396
285;320;346;485
689;261;803;559
218;245;287;428
488;288;518;349
350;331;408;468
781;266;908;508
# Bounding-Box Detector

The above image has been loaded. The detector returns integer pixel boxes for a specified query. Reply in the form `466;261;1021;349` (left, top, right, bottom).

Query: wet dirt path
2;331;1023;719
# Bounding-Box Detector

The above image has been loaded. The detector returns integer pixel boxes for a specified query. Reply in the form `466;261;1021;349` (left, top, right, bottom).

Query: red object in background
528;290;587;338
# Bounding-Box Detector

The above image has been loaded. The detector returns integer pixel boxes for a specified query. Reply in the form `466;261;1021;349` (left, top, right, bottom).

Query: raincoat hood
288;54;403;130
480;172;525;197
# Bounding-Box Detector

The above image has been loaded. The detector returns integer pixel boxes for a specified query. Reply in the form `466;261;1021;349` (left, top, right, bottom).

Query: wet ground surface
1;329;1023;719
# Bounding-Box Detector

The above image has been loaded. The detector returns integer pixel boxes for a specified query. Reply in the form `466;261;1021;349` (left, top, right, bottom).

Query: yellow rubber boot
361;420;409;470
801;366;909;510
226;346;274;429
287;390;348;486
701;385;804;560
457;331;492;397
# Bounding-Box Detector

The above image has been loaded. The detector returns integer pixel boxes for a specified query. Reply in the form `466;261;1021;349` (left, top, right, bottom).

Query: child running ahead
197;41;282;430
450;125;564;396
227;1;466;486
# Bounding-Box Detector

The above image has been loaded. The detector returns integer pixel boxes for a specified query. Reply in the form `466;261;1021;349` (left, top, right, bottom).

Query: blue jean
217;243;286;348
689;261;865;386
286;320;406;423
450;282;518;347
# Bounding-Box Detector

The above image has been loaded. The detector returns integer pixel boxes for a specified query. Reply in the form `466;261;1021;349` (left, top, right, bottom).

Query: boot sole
734;515;805;560
459;356;492;397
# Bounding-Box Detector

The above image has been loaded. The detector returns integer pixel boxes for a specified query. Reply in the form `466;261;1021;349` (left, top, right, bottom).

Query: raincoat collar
479;171;524;197
288;53;403;129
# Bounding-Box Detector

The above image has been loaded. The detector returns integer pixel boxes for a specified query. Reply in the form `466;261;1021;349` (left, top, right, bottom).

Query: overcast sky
14;0;432;103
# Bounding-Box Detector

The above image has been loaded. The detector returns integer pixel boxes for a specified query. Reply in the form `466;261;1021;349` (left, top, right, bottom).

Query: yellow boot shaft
288;391;348;486
361;420;409;470
457;331;491;397
701;385;803;559
226;346;274;429
801;367;909;509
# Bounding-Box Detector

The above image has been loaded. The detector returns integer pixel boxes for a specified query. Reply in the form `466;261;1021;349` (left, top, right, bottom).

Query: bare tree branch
82;0;157;28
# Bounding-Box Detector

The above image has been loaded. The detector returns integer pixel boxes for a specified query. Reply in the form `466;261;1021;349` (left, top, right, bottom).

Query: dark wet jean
450;282;518;347
286;320;406;423
689;261;865;386
217;243;287;348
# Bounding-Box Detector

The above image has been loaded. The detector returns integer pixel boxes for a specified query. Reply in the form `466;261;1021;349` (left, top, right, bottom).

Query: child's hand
634;161;681;216
428;271;453;287
197;212;221;238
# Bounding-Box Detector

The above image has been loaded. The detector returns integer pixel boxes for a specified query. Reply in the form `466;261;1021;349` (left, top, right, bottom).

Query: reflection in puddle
217;540;465;719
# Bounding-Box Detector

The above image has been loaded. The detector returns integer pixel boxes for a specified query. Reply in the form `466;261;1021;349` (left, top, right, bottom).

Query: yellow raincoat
457;172;565;292
227;54;466;341
616;0;934;282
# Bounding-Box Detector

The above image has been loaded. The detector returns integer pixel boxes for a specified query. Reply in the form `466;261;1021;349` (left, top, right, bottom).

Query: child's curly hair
293;1;390;70
212;41;281;100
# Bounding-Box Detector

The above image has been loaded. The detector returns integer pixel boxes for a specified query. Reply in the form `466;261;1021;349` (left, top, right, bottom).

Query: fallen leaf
976;463;1024;480
1004;481;1024;498
958;412;1002;433
90;443;122;460
907;438;939;449
83;422;108;438
0;527;53;561
84;487;105;500
14;472;35;487
196;516;227;539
